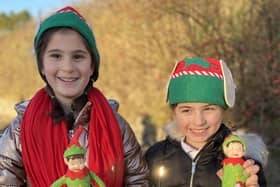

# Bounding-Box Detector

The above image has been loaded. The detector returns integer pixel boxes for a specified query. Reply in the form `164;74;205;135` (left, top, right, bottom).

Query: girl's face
173;102;224;148
41;29;93;105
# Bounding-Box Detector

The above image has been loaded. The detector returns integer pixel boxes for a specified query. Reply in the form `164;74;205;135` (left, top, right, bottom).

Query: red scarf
20;87;124;187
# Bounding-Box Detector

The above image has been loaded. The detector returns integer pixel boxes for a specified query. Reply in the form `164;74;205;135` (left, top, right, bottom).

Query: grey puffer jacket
0;100;149;187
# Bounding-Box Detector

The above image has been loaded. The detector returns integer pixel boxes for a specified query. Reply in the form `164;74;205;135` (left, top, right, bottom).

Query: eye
182;109;191;113
204;106;216;111
73;54;85;61
179;108;191;114
49;53;61;59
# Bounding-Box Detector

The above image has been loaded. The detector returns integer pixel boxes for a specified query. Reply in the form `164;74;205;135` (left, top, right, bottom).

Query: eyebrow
177;105;191;109
46;49;61;53
46;49;88;54
177;104;215;109
72;49;88;54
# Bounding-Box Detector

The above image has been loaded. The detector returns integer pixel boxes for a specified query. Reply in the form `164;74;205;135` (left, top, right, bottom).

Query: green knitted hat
63;126;86;158
34;6;99;81
167;58;236;109
223;135;246;149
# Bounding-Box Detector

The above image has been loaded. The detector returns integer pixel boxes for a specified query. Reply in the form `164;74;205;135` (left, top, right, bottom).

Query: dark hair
170;104;177;110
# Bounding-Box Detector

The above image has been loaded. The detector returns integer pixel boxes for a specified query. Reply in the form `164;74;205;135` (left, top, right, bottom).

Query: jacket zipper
188;141;215;187
189;155;200;187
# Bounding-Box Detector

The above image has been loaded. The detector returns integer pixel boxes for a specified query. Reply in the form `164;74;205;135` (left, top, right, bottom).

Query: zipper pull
189;161;197;187
191;161;196;174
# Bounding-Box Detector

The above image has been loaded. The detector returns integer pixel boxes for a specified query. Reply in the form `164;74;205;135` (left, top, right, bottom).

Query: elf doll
222;135;248;187
51;126;106;187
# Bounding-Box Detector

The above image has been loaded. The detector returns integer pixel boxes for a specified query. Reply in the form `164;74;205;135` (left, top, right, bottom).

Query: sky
0;0;82;17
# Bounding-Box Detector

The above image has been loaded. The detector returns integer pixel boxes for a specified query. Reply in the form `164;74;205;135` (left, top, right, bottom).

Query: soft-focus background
0;0;279;185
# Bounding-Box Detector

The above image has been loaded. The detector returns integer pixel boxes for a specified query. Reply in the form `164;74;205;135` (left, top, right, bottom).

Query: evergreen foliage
0;10;31;30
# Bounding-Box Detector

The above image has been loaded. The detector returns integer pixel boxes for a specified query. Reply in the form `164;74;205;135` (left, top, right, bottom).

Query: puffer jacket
0;99;149;187
145;123;267;187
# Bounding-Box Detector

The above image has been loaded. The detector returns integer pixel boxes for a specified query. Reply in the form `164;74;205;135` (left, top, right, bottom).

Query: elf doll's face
64;155;86;172
224;141;245;158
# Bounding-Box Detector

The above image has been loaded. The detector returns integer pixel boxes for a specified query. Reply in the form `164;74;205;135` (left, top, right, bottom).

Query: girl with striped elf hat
0;6;148;187
145;57;267;187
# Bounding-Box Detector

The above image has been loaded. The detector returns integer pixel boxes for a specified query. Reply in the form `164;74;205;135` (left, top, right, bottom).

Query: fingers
243;159;260;187
243;160;260;176
216;169;223;179
243;159;255;168
245;174;259;187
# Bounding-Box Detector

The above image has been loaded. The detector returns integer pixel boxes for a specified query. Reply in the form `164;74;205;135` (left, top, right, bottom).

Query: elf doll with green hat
51;126;105;187
145;57;267;186
222;134;248;187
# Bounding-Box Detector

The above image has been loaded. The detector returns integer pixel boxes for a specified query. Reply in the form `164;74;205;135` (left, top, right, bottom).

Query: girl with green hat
0;6;148;187
145;57;267;186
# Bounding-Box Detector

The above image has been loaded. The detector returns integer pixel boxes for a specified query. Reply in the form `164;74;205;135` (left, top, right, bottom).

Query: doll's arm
50;176;66;187
89;171;106;187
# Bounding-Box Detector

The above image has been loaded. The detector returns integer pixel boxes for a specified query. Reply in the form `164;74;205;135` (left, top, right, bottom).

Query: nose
60;57;74;72
193;111;206;126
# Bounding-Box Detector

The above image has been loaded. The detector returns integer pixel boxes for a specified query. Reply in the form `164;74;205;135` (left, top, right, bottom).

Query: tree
0;10;31;30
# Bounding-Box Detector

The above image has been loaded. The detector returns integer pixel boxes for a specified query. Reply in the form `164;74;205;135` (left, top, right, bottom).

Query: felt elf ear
220;60;236;108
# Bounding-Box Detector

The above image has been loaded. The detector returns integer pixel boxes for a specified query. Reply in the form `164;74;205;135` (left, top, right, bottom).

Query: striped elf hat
167;57;236;109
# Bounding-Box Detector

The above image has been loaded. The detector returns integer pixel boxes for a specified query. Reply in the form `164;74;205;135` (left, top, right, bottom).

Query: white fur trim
163;121;184;141
233;130;269;167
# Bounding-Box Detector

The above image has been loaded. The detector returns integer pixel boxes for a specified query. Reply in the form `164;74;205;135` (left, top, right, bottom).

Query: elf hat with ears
166;57;236;109
63;126;85;158
34;6;100;81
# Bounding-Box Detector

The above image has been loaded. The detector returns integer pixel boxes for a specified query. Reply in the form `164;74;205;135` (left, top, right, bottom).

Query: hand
216;159;260;187
243;159;260;187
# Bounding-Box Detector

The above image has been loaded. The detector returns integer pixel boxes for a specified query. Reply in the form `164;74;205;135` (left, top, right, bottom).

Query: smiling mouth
189;128;209;136
190;128;208;133
58;77;78;82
